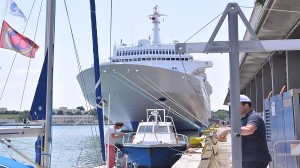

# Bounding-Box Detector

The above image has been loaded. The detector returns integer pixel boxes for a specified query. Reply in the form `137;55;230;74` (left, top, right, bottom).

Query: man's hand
217;128;230;142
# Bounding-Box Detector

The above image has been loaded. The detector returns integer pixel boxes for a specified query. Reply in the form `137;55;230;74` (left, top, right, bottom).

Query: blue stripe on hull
123;145;187;168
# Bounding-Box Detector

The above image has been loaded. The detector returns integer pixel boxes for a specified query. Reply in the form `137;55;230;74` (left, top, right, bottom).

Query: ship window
172;50;175;54
134;58;137;61
138;58;141;61
180;58;184;61
143;50;145;54
157;58;161;60
146;58;151;61
159;50;162;54
185;58;188;61
134;51;136;55
169;49;172;54
128;59;132;62
138;126;153;133
162;58;165;60
171;58;175;61
154;125;168;133
166;58;170;60
152;58;156;61
176;58;179;61
156;49;159;54
117;51;119;56
150;50;153;54
162;50;165;54
146;50;149;54
142;58;146;61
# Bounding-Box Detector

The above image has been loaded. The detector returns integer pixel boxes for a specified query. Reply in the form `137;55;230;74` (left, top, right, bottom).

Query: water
0;125;107;168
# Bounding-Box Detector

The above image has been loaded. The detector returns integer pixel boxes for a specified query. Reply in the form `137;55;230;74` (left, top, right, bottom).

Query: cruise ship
77;6;213;131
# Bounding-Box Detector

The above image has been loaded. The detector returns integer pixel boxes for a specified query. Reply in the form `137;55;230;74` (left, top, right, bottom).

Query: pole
228;5;242;168
43;0;56;167
89;0;106;162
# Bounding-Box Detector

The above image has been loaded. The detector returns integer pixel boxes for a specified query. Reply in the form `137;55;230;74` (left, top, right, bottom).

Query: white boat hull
77;64;211;131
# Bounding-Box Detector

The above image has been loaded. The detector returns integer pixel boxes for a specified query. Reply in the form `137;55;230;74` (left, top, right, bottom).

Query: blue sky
0;0;255;111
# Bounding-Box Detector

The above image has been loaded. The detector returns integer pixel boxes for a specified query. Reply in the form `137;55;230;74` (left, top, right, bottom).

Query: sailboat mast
89;0;106;162
42;0;56;167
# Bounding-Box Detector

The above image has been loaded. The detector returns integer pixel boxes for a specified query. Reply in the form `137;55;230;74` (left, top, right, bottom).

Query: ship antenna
148;5;166;45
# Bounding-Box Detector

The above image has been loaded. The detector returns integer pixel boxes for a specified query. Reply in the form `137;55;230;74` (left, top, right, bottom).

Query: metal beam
0;127;44;139
176;39;300;54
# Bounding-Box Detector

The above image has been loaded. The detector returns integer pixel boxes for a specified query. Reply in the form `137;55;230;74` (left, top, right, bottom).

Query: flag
6;0;27;22
0;21;39;58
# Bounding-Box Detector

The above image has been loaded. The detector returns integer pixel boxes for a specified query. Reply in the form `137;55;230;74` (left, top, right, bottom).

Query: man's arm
240;124;256;136
217;124;257;140
110;132;125;139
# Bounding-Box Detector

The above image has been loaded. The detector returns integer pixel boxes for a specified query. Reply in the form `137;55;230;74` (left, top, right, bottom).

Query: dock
172;129;232;168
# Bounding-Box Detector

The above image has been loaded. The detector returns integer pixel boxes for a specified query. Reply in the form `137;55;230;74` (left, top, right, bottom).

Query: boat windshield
138;125;152;133
153;125;168;133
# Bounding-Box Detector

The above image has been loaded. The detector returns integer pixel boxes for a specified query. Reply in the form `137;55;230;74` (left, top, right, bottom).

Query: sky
0;0;255;111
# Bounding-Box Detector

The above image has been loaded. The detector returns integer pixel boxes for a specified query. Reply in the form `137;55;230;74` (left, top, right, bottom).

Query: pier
172;128;232;168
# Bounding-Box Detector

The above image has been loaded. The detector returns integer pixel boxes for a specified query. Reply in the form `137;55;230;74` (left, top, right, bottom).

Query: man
217;95;271;168
105;122;125;168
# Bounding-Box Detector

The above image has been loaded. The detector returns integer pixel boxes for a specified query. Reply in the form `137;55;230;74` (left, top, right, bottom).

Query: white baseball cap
240;95;251;102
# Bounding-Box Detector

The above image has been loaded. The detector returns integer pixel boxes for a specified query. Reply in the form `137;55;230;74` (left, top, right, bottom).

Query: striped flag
6;0;27;22
0;21;39;58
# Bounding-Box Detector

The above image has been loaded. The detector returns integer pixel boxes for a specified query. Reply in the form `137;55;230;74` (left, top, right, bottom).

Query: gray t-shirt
105;126;118;145
241;111;272;162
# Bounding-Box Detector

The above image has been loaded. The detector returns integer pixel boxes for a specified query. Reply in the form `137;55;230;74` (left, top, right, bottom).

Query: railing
273;140;300;168
115;146;138;168
122;132;189;144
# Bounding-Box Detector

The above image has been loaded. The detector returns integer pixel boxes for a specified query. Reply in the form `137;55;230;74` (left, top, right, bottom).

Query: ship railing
272;140;300;168
122;132;188;145
115;146;138;168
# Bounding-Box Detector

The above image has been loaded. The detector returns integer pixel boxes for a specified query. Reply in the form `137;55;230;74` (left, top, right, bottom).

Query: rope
63;0;91;112
19;0;44;114
111;72;201;128
52;109;94;141
184;12;223;43
179;54;209;119
135;74;200;119
140;73;209;119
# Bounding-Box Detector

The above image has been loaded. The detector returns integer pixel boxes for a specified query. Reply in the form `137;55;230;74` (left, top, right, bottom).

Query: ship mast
149;5;166;45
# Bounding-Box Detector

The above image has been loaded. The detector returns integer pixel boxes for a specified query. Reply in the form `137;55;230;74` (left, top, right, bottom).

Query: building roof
224;0;300;104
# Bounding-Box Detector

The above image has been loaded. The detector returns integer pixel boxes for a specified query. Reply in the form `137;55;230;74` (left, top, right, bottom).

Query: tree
211;109;229;120
66;111;74;115
57;110;63;115
75;111;82;115
255;0;266;6
76;106;85;111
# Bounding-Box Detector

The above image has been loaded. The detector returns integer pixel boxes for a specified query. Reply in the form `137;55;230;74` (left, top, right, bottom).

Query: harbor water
0;125;107;168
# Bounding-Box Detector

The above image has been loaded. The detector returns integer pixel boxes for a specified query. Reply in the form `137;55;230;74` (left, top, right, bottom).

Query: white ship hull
77;64;211;131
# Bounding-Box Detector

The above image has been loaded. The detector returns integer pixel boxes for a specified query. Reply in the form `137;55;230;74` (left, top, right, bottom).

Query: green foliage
66;111;74;115
57;110;63;115
76;106;85;111
211;109;229;120
255;0;266;6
